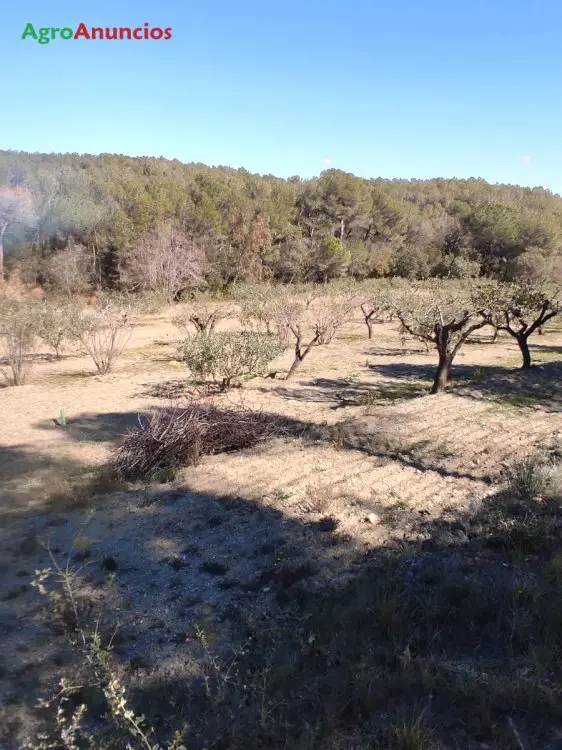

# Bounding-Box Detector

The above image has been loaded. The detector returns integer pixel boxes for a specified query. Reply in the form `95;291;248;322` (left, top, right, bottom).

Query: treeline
1;149;561;293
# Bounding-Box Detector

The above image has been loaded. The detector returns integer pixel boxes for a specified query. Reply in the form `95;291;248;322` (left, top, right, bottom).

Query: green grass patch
495;391;552;408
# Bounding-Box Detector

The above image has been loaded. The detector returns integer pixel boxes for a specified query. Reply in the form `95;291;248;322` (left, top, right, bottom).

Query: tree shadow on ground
326;417;491;484
33;412;143;444
464;331;502;345
266;376;430;408
2;470;562;750
368;360;562;412
133;379;231;400
134;378;191;400
146;350;180;363
0;445;93;518
0;445;83;485
31;399;485;488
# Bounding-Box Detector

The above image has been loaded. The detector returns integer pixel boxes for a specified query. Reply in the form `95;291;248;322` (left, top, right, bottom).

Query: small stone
365;513;380;525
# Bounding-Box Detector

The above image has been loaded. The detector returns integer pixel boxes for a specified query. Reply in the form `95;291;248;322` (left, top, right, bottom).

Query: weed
394;499;410;510
304;483;338;514
44;467;126;508
387;711;437;750
504;454;551;502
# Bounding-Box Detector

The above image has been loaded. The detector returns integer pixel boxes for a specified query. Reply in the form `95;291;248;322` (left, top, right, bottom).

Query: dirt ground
1;307;562;746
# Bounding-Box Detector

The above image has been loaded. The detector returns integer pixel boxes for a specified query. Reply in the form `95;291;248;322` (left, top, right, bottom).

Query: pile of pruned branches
112;400;285;480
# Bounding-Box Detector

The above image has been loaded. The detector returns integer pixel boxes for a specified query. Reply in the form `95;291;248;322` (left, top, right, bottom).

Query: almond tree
236;284;289;335
0;299;41;385
68;299;135;375
392;282;488;393
478;282;560;368
278;296;354;379
359;282;393;339
172;295;233;337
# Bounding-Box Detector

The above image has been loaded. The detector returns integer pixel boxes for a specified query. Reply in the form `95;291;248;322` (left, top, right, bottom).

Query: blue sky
3;0;562;192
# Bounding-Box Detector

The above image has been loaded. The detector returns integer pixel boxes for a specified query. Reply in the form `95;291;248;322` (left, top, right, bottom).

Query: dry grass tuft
44;468;126;508
504;454;552;502
303;483;341;514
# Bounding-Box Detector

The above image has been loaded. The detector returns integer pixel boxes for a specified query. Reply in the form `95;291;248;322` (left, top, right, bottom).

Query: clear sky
3;0;562;192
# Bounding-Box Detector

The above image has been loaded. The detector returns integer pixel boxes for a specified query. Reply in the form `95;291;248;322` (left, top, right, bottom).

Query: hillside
1;150;561;290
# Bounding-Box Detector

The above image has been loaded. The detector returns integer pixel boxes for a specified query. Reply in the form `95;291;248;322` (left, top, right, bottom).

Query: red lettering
73;22;91;40
133;27;143;39
150;27;164;39
164;27;172;39
91;27;103;39
119;27;132;39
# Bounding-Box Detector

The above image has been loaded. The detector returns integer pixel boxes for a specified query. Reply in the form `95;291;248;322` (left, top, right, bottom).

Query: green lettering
38;27;51;44
21;23;38;41
51;27;60;40
60;27;73;39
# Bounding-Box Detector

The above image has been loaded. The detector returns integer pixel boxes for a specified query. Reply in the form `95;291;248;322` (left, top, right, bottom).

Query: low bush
182;330;285;389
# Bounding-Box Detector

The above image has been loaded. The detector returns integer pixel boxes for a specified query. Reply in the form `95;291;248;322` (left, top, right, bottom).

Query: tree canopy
1;150;561;291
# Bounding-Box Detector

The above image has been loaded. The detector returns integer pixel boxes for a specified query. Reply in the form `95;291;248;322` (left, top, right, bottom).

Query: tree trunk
365;318;373;339
517;335;532;369
431;351;452;394
286;355;304;379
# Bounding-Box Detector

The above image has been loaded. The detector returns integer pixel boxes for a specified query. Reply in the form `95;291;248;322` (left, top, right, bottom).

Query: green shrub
182;330;285;389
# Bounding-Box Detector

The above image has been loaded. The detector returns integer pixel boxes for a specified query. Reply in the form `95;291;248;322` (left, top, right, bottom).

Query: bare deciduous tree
126;222;205;302
39;299;74;359
172;296;233;337
68;300;135;375
478;282;560;368
0;299;41;385
391;282;487;393
42;239;92;296
359;284;392;339
278;297;354;379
